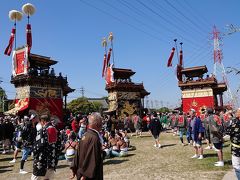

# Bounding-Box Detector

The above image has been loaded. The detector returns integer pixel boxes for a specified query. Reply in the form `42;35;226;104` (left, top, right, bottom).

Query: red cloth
106;48;112;67
102;54;107;77
214;115;222;126
200;114;205;121
223;114;229;122
167;47;175;67
71;119;79;133
66;129;71;135
105;65;114;85
4;28;16;56
47;126;58;143
179;50;183;66
26;24;32;53
178;115;184;124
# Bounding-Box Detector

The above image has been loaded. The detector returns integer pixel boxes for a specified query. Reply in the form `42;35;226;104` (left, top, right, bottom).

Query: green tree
67;97;103;115
158;107;170;113
0;87;7;112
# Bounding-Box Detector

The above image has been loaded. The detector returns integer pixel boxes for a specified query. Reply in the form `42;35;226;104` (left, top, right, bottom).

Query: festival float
167;28;233;116
4;3;74;122
101;33;150;119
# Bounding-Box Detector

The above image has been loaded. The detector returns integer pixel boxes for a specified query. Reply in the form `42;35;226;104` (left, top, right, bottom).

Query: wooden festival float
101;33;150;119
167;39;227;116
4;4;74;122
178;66;227;115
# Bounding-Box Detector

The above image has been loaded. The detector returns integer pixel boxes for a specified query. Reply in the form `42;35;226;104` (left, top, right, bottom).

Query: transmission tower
212;26;235;108
79;86;85;97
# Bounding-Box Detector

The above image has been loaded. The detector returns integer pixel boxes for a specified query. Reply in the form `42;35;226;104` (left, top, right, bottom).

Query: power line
150;0;207;39
80;0;168;43
101;0;172;40
164;0;209;35
182;0;213;27
135;0;202;47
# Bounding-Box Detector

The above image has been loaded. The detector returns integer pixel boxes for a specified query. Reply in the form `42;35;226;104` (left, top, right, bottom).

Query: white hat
190;109;196;113
30;114;36;120
24;116;29;120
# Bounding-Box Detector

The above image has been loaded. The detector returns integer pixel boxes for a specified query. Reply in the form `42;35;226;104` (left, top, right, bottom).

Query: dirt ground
0;131;232;180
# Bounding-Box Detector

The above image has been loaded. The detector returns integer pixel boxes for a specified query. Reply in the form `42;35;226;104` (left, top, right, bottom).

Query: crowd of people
0;107;240;179
164;107;240;179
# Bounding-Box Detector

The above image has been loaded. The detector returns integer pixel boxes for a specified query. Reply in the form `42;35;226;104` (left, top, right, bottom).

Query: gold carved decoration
120;101;136;118
182;88;213;98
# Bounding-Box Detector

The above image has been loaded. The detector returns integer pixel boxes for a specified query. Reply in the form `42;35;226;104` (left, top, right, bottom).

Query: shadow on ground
161;144;176;148
0;165;13;174
103;159;129;165
204;153;218;158
0;157;13;162
57;164;70;169
224;159;232;165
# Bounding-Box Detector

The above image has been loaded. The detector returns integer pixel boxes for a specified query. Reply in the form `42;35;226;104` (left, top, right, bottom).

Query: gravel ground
0;131;232;180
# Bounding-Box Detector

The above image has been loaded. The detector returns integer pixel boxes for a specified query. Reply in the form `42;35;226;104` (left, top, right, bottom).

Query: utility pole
79;86;85;98
0;80;3;112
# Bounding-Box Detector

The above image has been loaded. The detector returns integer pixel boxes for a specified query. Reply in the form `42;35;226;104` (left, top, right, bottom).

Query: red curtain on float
29;98;63;121
182;96;214;116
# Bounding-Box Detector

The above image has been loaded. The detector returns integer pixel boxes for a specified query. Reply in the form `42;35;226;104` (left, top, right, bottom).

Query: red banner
4;28;15;56
167;47;175;67
13;47;29;76
26;24;32;53
16;51;25;74
182;96;214;116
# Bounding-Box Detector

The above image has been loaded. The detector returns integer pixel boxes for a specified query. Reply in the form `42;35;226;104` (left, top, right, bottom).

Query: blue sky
0;0;240;108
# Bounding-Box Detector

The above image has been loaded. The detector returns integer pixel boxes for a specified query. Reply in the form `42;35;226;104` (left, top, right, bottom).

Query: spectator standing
206;108;224;167
70;112;103;180
226;108;240;179
19;116;37;174
190;109;204;160
149;112;162;148
31;114;62;179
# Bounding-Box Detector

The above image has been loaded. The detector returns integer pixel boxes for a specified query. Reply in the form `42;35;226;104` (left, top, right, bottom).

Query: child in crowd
64;132;78;163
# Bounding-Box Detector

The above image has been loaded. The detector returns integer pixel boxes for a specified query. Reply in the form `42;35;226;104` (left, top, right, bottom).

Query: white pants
232;155;240;170
31;169;55;180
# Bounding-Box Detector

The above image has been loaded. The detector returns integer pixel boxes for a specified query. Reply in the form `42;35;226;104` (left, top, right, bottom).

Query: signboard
12;47;29;76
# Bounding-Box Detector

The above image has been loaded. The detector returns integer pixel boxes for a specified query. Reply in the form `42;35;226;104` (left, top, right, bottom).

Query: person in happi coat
226;108;240;179
176;112;187;146
31;114;62;180
70;112;103;180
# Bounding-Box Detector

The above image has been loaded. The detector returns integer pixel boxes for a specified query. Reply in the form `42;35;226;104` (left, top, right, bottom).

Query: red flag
4;28;16;56
179;50;183;66
26;24;32;53
102;54;107;77
106;48;112;67
167;47;175;67
105;64;114;85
